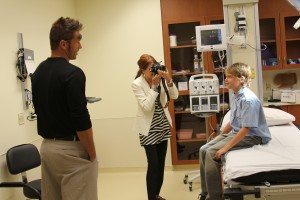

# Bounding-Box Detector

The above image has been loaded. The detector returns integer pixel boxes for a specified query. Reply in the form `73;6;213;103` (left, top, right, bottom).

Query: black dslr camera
150;62;166;75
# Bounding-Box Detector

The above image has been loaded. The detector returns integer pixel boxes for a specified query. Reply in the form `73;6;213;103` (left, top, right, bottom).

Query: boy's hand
215;147;228;160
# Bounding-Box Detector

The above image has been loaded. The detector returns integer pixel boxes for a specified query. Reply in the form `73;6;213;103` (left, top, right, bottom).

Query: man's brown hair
50;17;83;50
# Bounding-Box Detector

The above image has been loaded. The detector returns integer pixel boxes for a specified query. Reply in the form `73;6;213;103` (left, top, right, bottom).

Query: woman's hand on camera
158;70;171;83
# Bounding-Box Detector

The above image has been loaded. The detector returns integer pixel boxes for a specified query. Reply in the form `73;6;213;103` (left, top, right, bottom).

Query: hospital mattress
224;123;300;183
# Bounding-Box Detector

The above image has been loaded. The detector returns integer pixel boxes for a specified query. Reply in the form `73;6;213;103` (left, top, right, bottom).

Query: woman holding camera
132;54;179;200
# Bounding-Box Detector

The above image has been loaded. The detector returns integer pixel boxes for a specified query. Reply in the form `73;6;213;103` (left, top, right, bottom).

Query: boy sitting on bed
198;62;272;200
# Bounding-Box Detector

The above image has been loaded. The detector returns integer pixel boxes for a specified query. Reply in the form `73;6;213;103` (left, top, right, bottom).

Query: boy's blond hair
226;62;252;87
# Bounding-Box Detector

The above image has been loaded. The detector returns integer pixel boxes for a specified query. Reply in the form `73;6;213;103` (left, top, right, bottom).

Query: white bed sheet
224;123;300;182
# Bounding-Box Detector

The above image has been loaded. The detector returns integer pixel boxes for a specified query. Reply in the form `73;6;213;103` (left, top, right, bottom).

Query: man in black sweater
31;17;98;200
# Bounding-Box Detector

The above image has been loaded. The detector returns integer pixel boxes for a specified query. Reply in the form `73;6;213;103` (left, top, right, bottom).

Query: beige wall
0;0;165;198
0;0;75;154
75;0;164;119
0;0;74;199
74;0;169;168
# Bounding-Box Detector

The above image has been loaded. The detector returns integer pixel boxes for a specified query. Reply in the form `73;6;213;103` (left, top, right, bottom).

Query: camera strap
157;78;170;108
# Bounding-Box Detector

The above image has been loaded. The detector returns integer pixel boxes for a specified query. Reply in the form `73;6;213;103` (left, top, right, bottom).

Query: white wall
75;0;164;119
0;0;167;198
74;0;170;168
0;0;77;199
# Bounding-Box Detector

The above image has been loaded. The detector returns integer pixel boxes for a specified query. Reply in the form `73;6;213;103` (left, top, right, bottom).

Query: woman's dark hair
50;17;83;50
135;54;157;79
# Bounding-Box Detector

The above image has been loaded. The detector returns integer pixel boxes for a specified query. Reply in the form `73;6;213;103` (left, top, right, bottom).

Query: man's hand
77;128;97;161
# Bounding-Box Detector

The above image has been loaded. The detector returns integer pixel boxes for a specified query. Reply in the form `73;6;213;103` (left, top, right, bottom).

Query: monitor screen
201;29;222;46
196;24;227;52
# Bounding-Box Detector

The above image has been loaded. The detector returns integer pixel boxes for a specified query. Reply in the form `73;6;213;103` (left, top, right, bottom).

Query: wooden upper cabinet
162;17;205;76
259;13;282;70
258;0;297;16
280;12;300;69
287;105;300;125
160;0;223;20
258;0;300;71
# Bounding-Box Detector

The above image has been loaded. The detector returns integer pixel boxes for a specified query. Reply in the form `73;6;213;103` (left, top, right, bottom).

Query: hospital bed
223;122;300;200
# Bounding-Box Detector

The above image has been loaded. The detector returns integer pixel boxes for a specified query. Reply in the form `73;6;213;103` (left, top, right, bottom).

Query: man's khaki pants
40;139;98;200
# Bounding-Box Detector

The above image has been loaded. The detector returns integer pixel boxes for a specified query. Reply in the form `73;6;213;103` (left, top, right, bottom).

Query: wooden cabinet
280;12;300;69
279;105;300;125
160;0;230;165
161;1;228;164
259;2;300;70
163;18;210;165
287;105;300;125
259;13;282;70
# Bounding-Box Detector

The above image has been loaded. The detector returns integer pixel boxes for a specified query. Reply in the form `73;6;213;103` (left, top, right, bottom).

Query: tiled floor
98;167;200;200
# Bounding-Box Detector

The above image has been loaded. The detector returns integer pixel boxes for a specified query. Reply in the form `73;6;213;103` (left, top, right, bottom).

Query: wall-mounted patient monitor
195;24;227;52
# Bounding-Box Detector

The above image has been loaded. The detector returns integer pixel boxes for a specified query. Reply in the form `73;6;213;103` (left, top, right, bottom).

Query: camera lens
150;63;165;75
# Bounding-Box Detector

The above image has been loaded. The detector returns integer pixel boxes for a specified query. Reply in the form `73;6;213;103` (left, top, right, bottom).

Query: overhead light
294;17;300;29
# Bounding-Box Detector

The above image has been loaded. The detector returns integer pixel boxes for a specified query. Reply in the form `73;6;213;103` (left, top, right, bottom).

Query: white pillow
220;110;231;131
220;107;295;130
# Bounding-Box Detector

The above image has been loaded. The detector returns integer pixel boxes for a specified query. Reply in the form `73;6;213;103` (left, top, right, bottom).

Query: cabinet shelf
170;45;196;49
178;90;189;95
219;87;229;93
214;69;226;73
261;39;276;43
177;138;207;143
285;38;300;42
175;110;191;114
172;71;203;76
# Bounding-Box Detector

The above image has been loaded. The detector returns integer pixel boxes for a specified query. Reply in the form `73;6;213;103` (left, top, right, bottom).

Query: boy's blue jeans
199;133;262;200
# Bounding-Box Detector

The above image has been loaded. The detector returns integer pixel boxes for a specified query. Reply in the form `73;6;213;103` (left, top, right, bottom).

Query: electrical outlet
18;113;25;125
